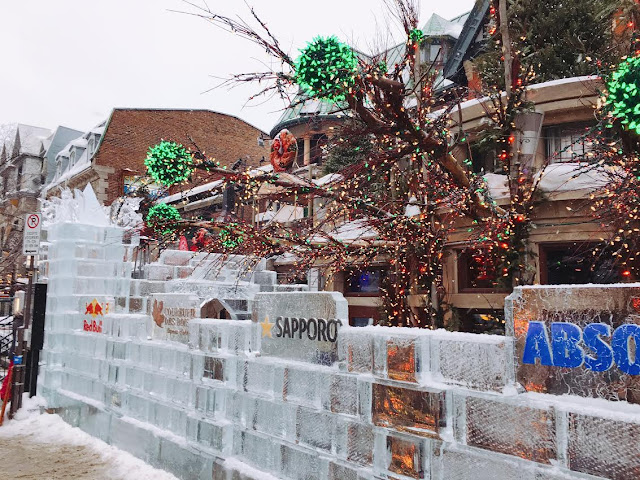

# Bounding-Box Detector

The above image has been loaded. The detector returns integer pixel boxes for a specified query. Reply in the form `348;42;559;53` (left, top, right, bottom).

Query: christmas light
295;36;358;101
146;203;181;235
145;141;194;186
607;55;640;135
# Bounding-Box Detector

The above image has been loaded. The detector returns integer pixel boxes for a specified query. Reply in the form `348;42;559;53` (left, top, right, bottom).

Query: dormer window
69;149;76;167
88;137;95;156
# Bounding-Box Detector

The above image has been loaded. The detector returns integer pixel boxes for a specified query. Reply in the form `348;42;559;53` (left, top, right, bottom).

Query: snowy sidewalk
0;396;178;480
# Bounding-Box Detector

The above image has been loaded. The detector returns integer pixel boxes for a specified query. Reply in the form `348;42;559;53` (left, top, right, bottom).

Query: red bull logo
83;298;109;333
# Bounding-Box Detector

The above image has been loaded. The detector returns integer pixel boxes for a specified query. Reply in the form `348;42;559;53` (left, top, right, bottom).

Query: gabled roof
271;11;471;133
422;13;464;39
443;0;491;84
270;94;345;137
47;109;270;204
10;124;52;159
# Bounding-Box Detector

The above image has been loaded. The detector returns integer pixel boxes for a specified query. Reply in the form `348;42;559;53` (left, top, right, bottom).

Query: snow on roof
14;124;52;157
309;218;379;244
421;13;463;39
483;173;510;200
313;173;343;186
70;138;88;148
159;179;224;204
248;164;273;176
536;162;609;196
256;205;306;224
49;155;92;187
446;76;601;118
483;162;612;201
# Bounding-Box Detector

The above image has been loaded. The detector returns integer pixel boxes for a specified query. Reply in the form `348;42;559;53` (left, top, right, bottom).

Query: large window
346;268;386;294
458;248;509;293
544;123;595;163
540;243;624;285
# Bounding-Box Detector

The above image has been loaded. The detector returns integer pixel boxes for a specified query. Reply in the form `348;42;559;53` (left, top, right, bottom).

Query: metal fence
0;298;13;385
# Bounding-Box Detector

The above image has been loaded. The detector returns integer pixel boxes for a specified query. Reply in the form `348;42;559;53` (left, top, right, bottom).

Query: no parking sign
22;213;41;255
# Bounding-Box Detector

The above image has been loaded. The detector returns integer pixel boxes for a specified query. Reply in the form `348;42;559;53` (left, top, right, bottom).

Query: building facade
45;109;270;207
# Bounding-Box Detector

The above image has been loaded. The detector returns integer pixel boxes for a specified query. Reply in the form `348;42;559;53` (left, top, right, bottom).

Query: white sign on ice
22;212;42;255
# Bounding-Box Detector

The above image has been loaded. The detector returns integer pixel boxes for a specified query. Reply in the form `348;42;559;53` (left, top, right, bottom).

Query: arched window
69;150;76;167
88;138;95;156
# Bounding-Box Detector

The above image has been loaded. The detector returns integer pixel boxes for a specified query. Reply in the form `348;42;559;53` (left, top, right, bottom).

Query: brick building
44;109;269;205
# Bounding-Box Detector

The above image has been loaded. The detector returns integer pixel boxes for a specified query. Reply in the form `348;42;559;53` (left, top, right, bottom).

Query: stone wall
39;222;640;480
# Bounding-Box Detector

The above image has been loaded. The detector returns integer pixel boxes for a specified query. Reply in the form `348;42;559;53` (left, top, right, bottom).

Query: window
540;243;624;285
458;248;509;293
88;138;95;156
429;43;441;62
544;123;595;162
457;308;505;335
69;150;76;167
296;139;305;165
346;268;386;294
310;134;328;164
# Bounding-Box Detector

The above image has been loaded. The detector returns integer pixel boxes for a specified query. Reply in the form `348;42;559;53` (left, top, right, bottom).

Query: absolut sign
523;321;640;375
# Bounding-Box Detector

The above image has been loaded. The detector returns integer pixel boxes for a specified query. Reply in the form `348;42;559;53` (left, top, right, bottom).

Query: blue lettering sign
522;321;553;366
612;324;640;376
550;322;584;368
583;323;613;372
522;321;640;375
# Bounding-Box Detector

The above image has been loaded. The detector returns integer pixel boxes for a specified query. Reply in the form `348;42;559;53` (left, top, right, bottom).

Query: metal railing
0;298;14;385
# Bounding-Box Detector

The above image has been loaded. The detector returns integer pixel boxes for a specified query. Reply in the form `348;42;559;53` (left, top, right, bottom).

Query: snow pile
536;162;609;194
483;173;510;200
483;163;613;201
313;173;343;186
0;396;177;480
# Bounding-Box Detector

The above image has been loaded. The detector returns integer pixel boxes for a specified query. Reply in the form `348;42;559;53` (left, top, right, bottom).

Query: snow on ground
0;396;177;480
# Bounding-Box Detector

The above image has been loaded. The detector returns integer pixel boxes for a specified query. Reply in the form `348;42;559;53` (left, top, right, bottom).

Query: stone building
0;124;55;287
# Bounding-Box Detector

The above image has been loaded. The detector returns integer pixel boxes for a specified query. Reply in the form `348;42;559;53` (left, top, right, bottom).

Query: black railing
0;298;14;385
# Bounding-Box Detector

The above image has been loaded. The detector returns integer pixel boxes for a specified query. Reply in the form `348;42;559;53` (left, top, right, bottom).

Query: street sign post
22;213;41;256
10;213;41;417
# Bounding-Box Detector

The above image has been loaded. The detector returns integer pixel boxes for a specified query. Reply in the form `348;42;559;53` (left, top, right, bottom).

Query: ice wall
39;222;640;480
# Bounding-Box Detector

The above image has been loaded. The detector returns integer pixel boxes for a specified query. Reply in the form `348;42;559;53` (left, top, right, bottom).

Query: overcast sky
1;0;473;134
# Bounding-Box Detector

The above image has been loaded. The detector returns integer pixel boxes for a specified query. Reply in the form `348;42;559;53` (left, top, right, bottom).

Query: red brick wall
91;109;269;204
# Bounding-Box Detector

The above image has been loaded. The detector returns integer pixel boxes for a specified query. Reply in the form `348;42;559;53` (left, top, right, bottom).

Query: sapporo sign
22;213;41;255
508;285;640;404
260;316;342;343
253;292;348;365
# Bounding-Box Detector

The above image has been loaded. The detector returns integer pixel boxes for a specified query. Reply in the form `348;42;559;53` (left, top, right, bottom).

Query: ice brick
297;407;333;452
432;332;514;392
567;412;640;479
372;382;445;438
463;394;557;464
440;446;536;480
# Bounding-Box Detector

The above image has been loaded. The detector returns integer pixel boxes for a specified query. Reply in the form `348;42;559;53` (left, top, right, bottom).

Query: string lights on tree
146;203;182;235
295;36;358;101
145;141;194;187
606;55;640;135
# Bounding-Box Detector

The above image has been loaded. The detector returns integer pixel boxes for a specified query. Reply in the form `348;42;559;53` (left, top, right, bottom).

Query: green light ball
146;203;181;235
295;36;358;101
607;55;640;135
145;141;194;186
219;227;243;249
409;28;424;44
